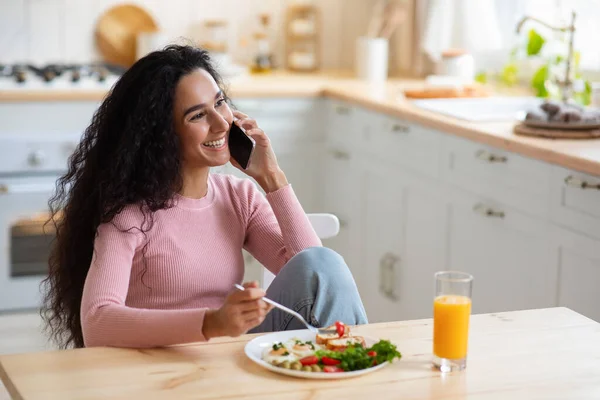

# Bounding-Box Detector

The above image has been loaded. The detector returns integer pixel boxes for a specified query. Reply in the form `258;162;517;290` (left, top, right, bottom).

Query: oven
0;136;79;311
0;63;120;311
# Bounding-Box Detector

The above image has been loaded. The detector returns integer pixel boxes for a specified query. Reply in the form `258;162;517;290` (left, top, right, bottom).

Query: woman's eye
216;98;226;107
191;111;205;121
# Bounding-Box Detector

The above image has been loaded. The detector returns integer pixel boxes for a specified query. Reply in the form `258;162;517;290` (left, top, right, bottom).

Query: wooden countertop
2;71;600;176
1;307;599;399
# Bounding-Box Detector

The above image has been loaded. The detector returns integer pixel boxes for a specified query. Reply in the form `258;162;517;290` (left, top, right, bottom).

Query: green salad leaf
315;339;401;372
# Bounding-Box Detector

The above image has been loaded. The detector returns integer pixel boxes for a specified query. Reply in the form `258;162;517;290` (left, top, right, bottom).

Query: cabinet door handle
0;184;7;194
379;252;399;301
391;124;410;134
335;105;351;115
339;219;348;229
329;149;351;160
475;150;507;163
564;175;600;190
473;203;505;219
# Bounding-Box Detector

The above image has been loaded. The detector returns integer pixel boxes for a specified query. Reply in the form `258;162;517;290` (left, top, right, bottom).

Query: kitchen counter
2;71;600;176
1;307;599;399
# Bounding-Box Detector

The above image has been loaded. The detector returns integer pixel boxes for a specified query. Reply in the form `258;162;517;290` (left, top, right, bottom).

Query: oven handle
0;181;57;195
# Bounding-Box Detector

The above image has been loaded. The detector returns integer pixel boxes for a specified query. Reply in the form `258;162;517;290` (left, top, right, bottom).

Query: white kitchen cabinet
442;135;553;219
361;163;447;323
321;145;362;285
445;188;558;315
276;146;322;214
554;227;600;322
366;115;443;180
550;166;600;240
320;99;367;289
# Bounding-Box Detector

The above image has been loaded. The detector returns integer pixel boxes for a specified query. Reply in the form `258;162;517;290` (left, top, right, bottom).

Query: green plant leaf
573;80;592;106
500;62;519;86
475;71;487;84
574;51;581;69
531;65;549;97
527;29;546;56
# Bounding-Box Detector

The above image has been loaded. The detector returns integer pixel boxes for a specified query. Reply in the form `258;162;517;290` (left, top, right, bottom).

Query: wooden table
1;307;599;400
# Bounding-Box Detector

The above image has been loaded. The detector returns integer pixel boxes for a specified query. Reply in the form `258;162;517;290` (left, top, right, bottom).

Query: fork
233;284;337;335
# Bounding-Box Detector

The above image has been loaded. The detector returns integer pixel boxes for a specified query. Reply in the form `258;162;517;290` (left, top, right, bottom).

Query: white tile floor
0;310;56;400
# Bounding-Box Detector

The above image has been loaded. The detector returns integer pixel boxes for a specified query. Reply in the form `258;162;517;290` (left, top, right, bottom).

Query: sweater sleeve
242;182;322;275
80;209;208;348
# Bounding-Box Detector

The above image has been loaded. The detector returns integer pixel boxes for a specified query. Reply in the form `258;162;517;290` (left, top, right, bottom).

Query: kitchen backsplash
0;0;411;71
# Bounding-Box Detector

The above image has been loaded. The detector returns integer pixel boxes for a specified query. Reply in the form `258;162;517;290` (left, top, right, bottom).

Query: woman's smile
202;136;228;150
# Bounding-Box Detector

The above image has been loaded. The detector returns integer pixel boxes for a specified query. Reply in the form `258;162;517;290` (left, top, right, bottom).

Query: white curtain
421;0;503;62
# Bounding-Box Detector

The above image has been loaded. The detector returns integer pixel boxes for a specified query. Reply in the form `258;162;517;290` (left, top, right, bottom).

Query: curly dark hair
41;45;228;349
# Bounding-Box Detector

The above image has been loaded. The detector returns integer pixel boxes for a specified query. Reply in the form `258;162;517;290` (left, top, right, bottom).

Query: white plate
244;329;389;380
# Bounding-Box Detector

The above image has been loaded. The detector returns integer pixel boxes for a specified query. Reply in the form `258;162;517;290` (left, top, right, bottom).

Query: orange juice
433;295;471;359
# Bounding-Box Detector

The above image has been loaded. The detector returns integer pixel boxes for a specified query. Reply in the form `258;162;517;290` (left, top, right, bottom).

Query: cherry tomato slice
321;356;341;366
299;355;318;366
323;365;344;373
334;321;345;337
367;351;377;357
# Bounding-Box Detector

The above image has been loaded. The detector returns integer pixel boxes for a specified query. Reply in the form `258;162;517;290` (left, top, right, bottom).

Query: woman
42;45;367;349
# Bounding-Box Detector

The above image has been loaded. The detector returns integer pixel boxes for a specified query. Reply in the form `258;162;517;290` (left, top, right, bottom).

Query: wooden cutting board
95;4;159;68
403;85;490;99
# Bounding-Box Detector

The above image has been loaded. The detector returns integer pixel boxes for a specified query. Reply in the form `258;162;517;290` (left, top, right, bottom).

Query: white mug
439;52;475;81
355;37;389;82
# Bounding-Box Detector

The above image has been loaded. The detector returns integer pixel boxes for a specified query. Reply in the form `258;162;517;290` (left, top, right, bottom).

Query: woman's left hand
230;110;288;193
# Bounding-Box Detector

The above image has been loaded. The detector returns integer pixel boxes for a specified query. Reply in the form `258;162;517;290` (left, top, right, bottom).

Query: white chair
261;213;340;288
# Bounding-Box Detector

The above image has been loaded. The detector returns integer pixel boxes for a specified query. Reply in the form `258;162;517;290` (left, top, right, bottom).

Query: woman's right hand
203;281;272;339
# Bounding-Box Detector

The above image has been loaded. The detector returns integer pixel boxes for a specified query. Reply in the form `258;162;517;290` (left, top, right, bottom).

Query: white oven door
0;176;60;311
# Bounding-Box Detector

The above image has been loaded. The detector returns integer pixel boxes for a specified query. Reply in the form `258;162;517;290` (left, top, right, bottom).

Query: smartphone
228;120;256;170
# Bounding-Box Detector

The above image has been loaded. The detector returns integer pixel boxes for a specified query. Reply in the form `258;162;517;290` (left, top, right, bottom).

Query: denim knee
286;246;348;275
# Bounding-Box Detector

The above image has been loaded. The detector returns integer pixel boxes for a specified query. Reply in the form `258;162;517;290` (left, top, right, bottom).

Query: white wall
0;0;289;65
0;0;410;72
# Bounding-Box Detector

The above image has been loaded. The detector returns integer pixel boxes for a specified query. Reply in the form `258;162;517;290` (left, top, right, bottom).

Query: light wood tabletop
1;307;599;400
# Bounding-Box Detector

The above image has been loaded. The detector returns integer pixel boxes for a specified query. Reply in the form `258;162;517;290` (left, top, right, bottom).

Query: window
492;0;600;72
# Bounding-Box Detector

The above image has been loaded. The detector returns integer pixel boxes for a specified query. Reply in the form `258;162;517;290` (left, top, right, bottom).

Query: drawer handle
475;150;507;163
335;105;351;115
391;124;410;134
564;175;600;190
473;203;505;219
0;184;7;194
329;149;351;160
339;219;348;229
379;252;399;301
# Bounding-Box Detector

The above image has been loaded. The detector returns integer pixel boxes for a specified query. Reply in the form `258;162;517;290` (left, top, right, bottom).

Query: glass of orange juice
433;271;473;372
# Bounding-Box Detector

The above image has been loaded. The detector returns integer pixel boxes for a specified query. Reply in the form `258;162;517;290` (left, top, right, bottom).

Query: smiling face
173;68;233;169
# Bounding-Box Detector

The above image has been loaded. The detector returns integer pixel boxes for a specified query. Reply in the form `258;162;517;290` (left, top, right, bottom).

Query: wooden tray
403;85;490;99
95;4;159;68
514;123;600;139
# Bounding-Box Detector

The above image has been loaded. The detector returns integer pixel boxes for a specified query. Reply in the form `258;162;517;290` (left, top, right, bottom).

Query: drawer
252;116;323;152
367;115;442;179
230;98;321;119
325;99;369;152
0;102;99;136
442;135;552;217
0;136;79;174
551;166;600;239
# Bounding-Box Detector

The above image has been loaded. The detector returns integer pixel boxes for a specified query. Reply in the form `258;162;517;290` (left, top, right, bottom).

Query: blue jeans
249;247;368;333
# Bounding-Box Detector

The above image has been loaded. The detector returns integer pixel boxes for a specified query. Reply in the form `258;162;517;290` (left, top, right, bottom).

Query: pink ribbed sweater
80;174;322;348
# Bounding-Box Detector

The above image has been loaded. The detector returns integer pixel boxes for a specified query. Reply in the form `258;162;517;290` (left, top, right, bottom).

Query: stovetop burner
0;63;126;89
